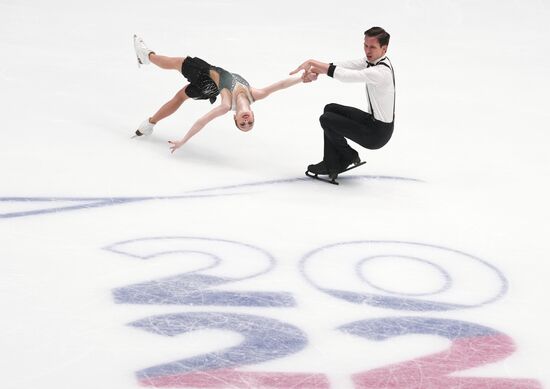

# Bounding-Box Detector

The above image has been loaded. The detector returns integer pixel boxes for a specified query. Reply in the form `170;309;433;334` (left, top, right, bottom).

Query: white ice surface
1;0;549;388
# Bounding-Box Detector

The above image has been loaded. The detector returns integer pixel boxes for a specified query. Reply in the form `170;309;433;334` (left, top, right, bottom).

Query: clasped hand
301;70;318;83
292;60;330;83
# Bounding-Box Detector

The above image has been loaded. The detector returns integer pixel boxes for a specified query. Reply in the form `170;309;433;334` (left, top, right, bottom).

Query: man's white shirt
332;56;395;123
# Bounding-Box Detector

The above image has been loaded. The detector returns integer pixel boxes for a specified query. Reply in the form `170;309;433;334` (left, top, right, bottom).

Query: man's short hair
364;27;390;47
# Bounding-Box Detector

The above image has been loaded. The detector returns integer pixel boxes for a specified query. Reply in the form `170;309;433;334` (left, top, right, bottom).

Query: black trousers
319;103;394;171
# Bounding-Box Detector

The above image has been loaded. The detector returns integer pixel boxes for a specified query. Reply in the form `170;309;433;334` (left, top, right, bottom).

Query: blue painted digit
300;241;507;311
131;312;308;381
107;237;295;307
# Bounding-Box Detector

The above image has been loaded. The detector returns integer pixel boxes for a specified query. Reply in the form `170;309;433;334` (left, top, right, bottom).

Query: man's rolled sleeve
333;66;386;83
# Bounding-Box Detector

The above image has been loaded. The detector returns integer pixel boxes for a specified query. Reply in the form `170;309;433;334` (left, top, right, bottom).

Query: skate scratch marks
0;175;422;219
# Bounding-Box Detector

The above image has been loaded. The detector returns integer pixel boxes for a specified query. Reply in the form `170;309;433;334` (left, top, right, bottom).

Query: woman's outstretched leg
149;54;186;71
150;85;190;123
133;35;185;71
135;85;190;137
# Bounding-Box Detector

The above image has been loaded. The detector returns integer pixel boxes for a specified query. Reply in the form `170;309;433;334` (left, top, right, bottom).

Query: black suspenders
366;58;396;122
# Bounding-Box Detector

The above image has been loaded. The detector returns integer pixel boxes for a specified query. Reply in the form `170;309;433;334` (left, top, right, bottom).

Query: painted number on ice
108;237;541;388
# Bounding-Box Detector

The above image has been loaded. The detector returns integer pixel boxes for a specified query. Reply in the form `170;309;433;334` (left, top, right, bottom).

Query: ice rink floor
1;0;549;388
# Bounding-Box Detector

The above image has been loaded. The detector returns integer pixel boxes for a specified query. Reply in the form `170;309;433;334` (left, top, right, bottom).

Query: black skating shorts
181;57;219;102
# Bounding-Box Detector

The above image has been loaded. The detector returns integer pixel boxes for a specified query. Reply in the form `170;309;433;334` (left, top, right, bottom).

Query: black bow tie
367;57;387;67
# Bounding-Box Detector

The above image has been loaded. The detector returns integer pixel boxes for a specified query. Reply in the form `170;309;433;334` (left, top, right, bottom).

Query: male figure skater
291;27;395;182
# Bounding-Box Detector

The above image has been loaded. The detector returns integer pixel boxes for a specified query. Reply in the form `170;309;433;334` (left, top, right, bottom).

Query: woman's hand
168;139;184;153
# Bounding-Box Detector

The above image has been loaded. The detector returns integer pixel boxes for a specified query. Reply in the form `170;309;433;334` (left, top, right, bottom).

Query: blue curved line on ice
0;175;422;219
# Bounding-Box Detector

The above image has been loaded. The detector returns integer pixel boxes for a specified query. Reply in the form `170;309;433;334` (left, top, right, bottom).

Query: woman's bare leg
149;85;190;124
149;53;186;71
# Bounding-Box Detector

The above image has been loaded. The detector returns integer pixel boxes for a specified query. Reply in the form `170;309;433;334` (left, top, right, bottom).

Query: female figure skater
133;35;314;153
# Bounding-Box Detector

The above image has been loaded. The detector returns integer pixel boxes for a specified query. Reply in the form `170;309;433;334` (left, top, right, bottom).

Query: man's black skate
305;157;365;185
307;161;329;175
305;160;337;184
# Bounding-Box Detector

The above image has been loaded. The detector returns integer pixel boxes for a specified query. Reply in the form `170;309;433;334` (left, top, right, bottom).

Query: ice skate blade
133;34;143;68
342;160;366;172
304;160;366;185
131;130;145;139
305;171;339;185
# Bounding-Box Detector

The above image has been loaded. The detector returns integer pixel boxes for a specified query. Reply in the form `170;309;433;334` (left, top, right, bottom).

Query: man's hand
290;59;329;76
168;140;184;154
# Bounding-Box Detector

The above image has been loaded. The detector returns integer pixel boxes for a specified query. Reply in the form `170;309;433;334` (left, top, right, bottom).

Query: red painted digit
353;333;541;388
